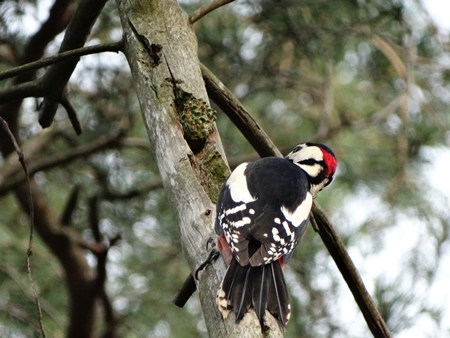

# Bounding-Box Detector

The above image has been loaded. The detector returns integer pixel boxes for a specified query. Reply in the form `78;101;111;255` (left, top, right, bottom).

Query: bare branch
99;288;121;338
0;0;75;157
38;0;109;130
0;117;47;338
60;185;80;226
0;80;45;104
60;89;83;135
88;194;102;243
189;0;235;24
0;41;122;82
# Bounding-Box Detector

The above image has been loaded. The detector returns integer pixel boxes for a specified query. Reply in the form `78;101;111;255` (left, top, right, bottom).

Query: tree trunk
116;0;282;336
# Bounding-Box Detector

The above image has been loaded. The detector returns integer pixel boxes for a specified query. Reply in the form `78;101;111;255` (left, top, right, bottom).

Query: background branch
0;42;122;82
189;0;235;24
60;185;80;226
0;0;76;152
60;89;83;135
38;0;109;130
0;81;46;104
0;128;124;196
0;117;46;338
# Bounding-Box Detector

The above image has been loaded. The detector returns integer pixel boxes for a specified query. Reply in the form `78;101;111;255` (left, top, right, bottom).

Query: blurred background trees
0;0;449;337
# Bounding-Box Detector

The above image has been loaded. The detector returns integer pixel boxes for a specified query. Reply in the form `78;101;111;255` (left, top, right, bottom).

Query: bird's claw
194;246;219;280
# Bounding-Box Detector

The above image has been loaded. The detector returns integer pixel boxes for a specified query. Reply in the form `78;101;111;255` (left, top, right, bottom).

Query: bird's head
286;142;337;197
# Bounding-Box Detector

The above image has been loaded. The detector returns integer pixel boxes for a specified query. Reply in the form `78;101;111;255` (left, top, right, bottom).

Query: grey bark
116;0;283;336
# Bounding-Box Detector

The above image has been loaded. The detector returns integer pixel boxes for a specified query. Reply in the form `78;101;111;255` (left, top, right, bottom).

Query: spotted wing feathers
215;157;311;266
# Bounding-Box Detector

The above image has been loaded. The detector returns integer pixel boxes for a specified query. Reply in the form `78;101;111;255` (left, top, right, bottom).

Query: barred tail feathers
216;258;290;331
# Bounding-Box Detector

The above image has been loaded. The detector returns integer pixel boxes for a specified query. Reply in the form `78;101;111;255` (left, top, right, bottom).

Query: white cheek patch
281;193;312;227
299;163;322;177
226;163;256;203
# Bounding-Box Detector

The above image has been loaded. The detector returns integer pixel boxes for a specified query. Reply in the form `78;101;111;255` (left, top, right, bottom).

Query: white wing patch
281;192;312;227
226;163;256;203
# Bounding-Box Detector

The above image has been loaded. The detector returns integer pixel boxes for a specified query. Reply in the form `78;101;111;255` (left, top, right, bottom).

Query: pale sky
422;0;450;33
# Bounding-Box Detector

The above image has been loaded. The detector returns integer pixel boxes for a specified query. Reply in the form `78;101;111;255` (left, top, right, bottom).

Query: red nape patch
321;149;337;176
217;234;233;266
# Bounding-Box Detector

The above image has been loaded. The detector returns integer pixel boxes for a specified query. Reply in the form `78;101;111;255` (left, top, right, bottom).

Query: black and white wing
215;157;312;267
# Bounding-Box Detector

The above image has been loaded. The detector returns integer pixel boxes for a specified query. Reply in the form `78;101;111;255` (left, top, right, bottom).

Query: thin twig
0;117;47;338
60;90;83;135
189;0;235;24
0;41;123;82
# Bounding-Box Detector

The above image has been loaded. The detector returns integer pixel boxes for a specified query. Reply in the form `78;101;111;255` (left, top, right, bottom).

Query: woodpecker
215;142;337;331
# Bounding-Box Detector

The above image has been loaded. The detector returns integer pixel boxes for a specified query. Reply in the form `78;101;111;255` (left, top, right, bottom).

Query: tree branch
87;185;121;338
60;185;80;226
38;0;109;130
0;41;122;82
89;194;102;243
0;117;46;338
189;0;235;24
0;80;46;104
60;89;83;135
0;0;76;154
0;128;124;196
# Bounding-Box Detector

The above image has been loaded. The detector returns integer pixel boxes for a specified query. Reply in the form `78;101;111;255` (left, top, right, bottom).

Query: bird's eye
292;145;302;153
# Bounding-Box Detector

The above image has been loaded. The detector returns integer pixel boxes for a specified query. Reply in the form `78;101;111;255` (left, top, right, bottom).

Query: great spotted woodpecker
215;142;337;331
